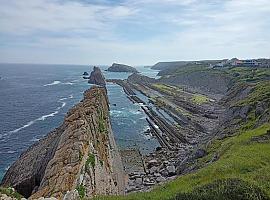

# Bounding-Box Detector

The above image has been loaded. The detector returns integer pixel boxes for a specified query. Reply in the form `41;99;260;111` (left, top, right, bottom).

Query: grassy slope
94;124;270;200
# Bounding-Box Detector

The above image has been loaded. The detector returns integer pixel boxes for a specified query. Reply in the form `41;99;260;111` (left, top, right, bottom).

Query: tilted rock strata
1;86;125;199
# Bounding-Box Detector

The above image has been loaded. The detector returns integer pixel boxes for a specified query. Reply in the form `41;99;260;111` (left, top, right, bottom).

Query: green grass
237;81;270;106
76;184;86;199
93;123;270;200
192;94;209;104
229;67;270;83
152;83;182;96
0;187;23;199
173;179;269;200
85;153;95;169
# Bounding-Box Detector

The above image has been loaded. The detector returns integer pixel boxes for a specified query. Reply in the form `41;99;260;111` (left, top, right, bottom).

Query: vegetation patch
192;94;209;105
86;153;95;169
0;187;23;199
237;81;270;106
76;184;86;199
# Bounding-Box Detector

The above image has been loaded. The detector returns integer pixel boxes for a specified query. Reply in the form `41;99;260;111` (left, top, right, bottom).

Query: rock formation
1;87;125;199
88;66;106;87
107;63;138;73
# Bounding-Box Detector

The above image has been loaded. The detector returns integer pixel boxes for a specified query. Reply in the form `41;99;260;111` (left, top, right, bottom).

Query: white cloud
0;0;269;65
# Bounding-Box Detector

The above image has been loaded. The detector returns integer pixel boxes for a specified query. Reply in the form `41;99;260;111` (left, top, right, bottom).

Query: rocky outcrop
1;87;124;199
88;67;106;87
107;63;138;73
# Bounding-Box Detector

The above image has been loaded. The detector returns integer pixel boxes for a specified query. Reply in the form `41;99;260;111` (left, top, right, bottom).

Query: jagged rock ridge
1;86;125;199
88;66;106;87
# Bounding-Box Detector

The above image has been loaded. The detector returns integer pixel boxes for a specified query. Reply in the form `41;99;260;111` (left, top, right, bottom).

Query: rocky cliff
88;66;106;87
107;63;138;73
1;87;125;199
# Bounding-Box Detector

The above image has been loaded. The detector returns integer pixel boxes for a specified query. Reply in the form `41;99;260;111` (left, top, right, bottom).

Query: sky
0;0;270;65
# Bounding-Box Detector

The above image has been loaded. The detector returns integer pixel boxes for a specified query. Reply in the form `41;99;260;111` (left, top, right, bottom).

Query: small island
107;63;138;73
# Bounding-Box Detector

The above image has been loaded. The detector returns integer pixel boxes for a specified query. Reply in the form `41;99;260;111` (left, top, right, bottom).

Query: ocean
0;63;160;181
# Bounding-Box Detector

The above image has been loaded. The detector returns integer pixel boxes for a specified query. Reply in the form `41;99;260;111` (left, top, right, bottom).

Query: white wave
130;110;141;115
9;111;59;134
44;80;61;86
44;81;75;86
59;97;68;101
38;111;59;121
110;110;123;117
30;137;40;142
10;120;35;133
5;165;10;171
7;93;74;136
63;82;74;85
7;150;16;154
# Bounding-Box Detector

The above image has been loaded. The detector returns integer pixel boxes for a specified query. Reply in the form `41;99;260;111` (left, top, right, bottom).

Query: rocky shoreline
107;73;225;193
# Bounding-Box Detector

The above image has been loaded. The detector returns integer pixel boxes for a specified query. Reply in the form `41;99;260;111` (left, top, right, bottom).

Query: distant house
242;60;260;66
231;59;243;66
231;59;260;67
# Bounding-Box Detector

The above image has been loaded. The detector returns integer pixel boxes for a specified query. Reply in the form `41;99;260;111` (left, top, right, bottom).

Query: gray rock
149;166;158;174
166;165;176;176
147;159;158;168
134;177;143;185
194;149;207;159
156;176;166;183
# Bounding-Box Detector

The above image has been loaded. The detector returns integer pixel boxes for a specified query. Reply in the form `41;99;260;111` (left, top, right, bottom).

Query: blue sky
0;0;270;65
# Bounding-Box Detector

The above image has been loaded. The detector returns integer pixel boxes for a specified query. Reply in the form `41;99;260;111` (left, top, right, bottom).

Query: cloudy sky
0;0;270;65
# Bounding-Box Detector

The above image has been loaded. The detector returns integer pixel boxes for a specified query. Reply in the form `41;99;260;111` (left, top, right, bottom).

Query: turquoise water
0;64;160;181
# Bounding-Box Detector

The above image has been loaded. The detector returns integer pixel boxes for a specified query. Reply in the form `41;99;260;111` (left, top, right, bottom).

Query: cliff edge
1;86;125;199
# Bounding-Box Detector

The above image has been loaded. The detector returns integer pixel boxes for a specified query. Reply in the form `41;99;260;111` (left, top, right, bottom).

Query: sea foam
8;94;72;135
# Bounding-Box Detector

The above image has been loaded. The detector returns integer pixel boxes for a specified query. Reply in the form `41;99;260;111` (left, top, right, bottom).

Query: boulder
166;165;176;176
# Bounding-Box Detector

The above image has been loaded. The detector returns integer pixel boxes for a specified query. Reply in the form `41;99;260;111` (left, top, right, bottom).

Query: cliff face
1;87;125;199
107;63;138;73
88;67;106;87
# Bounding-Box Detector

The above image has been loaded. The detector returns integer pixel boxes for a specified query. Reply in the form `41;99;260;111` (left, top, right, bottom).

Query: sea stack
107;63;138;73
1;86;125;199
88;66;106;87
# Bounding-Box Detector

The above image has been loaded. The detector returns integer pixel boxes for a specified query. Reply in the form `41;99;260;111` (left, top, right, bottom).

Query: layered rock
88;67;106;87
1;87;125;199
107;63;138;73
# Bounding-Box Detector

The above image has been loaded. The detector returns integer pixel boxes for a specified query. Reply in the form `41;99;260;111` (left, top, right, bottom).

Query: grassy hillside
94;123;270;200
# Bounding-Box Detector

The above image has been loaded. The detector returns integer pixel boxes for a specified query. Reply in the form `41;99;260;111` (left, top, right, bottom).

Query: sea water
0;64;160;181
